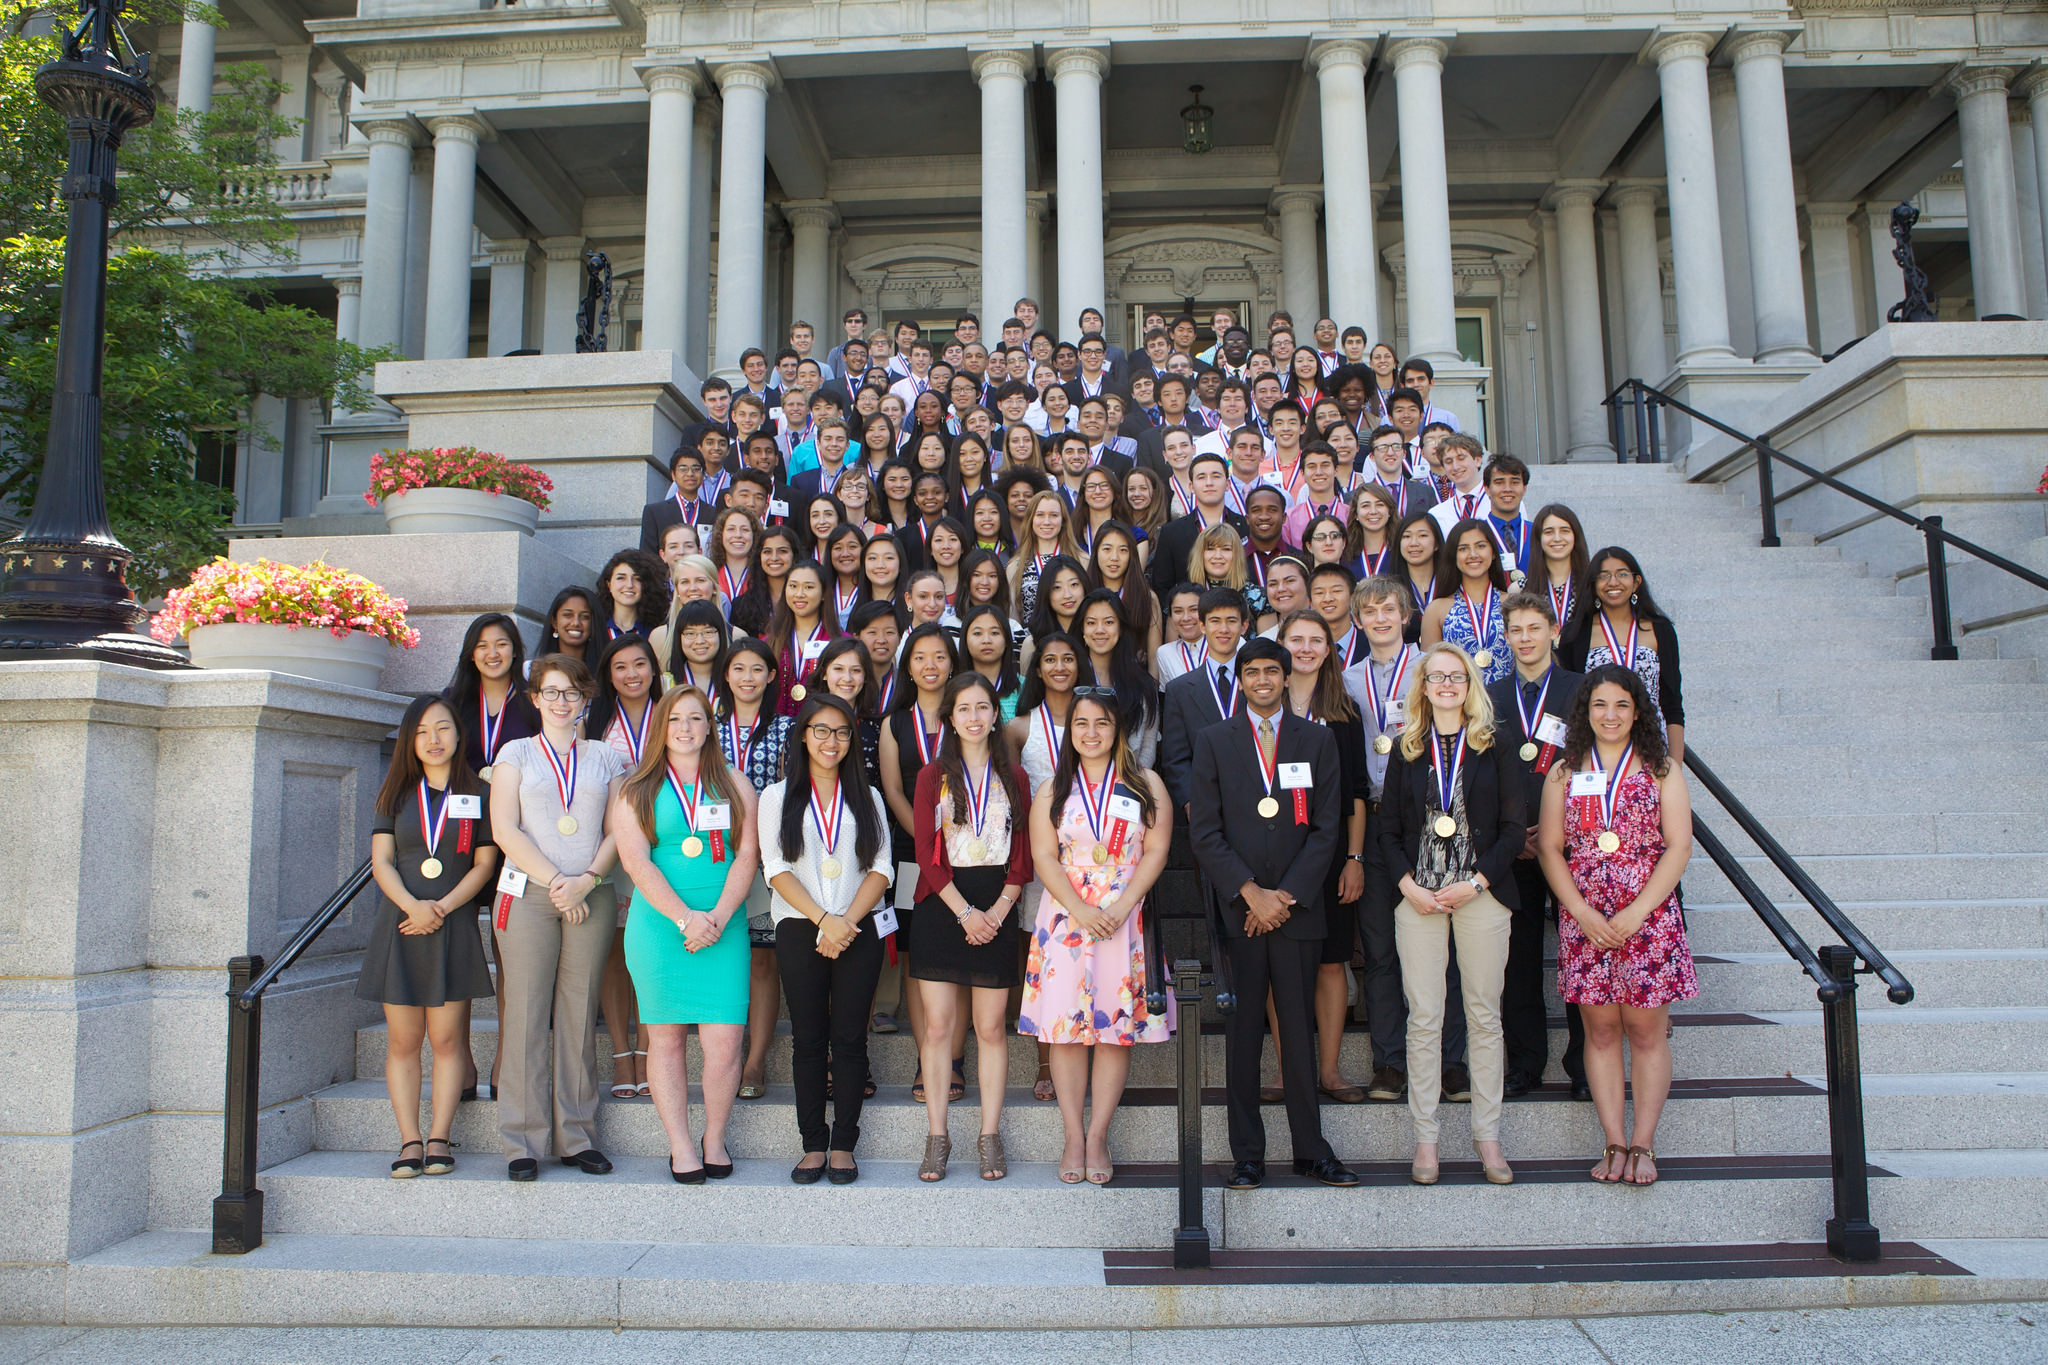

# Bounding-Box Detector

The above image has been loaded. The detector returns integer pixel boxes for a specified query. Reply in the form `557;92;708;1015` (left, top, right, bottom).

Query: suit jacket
1375;736;1528;909
1485;665;1585;820
1147;508;1250;603
1061;375;1116;407
638;494;714;554
1189;708;1344;940
1156;661;1244;812
1135;415;1217;474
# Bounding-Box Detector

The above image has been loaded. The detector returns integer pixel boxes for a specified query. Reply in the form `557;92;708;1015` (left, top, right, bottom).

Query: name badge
1108;794;1142;822
894;859;920;910
767;498;791;518
1278;762;1313;789
698;801;733;831
1536;714;1568;746
871;903;900;937
1570;771;1609;798
1383;701;1405;728
800;638;827;661
496;865;529;898
447;794;483;819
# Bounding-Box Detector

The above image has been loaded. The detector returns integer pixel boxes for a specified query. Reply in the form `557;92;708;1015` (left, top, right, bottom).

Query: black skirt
908;864;1018;989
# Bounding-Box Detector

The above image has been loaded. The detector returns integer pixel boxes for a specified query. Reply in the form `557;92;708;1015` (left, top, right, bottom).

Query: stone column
974;49;1033;328
539;236;586;355
1730;29;1816;361
713;62;774;375
1950;64;2027;319
1389;37;1459;363
1050;46;1109;337
357;120;416;355
487;240;533;357
1023;192;1048;309
1645;30;1735;362
687;101;715;373
2011;105;2048;319
331;275;362;416
638;65;700;356
1707;70;1754;356
1548;181;1615;460
423;116;485;361
177;0;216;115
2019;69;2048;317
1313;41;1378;339
1805;202;1862;355
786;201;838;333
1864;202;1906;323
1273;188;1323;327
1613;182;1669;384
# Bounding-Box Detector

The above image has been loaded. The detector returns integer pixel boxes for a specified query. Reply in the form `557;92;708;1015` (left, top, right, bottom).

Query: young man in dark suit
1146;453;1247;604
1188;639;1359;1190
1485;590;1586;1099
638;444;715;553
1157;588;1250;813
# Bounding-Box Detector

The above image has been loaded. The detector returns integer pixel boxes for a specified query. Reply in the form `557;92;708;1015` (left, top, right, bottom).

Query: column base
1565;440;1619;464
1656;355;1819;466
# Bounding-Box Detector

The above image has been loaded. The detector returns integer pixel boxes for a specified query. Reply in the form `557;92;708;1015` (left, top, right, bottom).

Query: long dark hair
716;636;782;747
1558;663;1671;779
965;489;1014;553
934;672;1026;826
957;600;1020;701
377;694;482;817
583;634;666;743
1076;587;1159;731
667;599;732;682
888;621;959;715
595;549;671;634
1046;691;1157;831
808;635;873;715
445;611;535;725
1433;517;1510;599
779;694;885;868
1526;502;1588;605
1568;545;1671;643
536;588;601;669
958;546;1011;614
767;559;843;664
1085;520;1156;642
1016;629;1082;714
1026;554;1089;640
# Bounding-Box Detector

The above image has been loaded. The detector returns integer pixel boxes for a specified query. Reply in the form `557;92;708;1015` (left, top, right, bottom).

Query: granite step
1682;901;2048;952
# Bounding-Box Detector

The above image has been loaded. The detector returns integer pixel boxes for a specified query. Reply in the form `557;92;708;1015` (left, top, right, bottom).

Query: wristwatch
1348;853;1368;865
1468;875;1487;894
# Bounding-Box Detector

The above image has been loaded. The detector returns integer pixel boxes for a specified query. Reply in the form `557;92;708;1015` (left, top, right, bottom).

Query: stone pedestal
1654;355;1818;463
0;663;404;1305
1425;360;1492;447
373;350;706;567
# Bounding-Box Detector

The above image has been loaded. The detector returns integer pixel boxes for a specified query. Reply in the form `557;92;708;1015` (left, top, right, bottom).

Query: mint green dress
624;781;749;1024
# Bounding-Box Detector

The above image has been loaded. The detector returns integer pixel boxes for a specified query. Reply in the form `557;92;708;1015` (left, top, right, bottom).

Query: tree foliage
0;0;388;594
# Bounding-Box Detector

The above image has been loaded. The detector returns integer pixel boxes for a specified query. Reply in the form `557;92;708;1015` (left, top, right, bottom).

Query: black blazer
1375;735;1528;909
1189;708;1344;940
1559;611;1685;729
1485;666;1584;820
1147;508;1250;603
1157;661;1242;811
639;495;714;554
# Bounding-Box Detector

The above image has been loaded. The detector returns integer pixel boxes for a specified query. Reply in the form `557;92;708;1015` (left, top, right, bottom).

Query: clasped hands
1239;883;1295;935
548;870;596;925
400;897;451;935
1399;875;1478;916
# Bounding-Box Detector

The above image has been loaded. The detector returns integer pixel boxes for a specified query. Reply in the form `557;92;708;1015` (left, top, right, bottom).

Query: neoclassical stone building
153;0;2048;524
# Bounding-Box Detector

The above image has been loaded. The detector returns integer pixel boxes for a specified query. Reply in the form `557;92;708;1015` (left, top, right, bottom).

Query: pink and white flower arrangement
149;558;422;647
364;445;554;511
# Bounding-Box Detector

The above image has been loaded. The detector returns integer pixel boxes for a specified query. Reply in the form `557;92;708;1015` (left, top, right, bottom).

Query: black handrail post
1755;445;1781;547
1631;384;1652;467
1646;396;1662;464
1609;389;1627;463
1819;944;1881;1263
213;954;266;1255
1171;956;1210;1269
1923;514;1961;661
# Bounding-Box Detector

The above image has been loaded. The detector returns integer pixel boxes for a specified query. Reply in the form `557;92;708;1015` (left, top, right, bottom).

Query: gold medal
478;764;493;783
789;684;807;702
819;855;843;880
1433;814;1458;838
1373;735;1392;755
1520;741;1538;762
1091;844;1110;865
1474;650;1493;669
961;837;988;862
1597;830;1621;854
557;814;578;836
681;836;705;859
1257;796;1280;818
419;857;444;879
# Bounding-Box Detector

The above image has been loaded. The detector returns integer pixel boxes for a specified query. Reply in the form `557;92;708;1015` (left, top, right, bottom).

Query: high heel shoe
1410;1144;1439;1185
1474;1140;1514;1185
670;1155;707;1184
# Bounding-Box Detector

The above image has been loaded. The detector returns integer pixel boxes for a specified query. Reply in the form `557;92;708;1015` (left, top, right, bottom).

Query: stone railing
218;163;333;207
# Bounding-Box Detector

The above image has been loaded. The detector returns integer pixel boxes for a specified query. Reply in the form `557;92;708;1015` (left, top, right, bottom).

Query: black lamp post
0;0;185;666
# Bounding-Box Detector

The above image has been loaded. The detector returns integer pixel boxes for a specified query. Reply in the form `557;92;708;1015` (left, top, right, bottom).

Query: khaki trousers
495;880;618;1162
1395;889;1511;1144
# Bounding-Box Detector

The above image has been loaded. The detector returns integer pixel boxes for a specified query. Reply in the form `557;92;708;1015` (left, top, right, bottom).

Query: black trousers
1504;856;1555;1080
1222;931;1333;1166
776;916;884;1154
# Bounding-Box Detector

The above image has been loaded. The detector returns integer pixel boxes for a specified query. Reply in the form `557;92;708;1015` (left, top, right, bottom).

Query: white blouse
757;779;895;925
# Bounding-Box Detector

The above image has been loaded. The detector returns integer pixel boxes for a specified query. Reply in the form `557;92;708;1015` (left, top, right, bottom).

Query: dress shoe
1569;1076;1592;1103
702;1161;734;1179
790;1159;825;1185
827;1158;860;1185
559;1149;614;1174
669;1158;706;1185
1293;1156;1360;1187
1503;1068;1533;1100
1367;1065;1407;1102
506;1157;538;1182
1441;1065;1472;1102
1225;1160;1266;1190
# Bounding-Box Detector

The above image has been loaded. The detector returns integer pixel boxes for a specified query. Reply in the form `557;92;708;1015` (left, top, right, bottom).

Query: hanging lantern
1181;85;1213;155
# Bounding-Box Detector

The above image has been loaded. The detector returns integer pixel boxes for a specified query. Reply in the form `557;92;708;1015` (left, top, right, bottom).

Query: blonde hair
1008;490;1085;613
1397;641;1496;760
1189;522;1249;590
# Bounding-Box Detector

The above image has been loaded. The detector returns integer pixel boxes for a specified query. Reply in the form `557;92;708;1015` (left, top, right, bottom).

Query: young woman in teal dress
614;686;760;1182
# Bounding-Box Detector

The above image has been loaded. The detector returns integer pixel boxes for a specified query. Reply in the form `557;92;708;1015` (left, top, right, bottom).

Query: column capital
713;60;776;96
1802;201;1857;231
1386;35;1452;72
1725;25;1796;65
1544;178;1609;211
485;238;535;269
361;119;416;149
1047;45;1109;81
1608;178;1663;209
539;235;586;263
970;48;1034;85
425;113;489;146
1308;38;1371;74
635;62;703;97
1947;62;2015;102
1023;190;1050;220
1640;27;1717;69
1271;187;1323;215
2015;62;2048;102
331;273;363;298
783;200;840;232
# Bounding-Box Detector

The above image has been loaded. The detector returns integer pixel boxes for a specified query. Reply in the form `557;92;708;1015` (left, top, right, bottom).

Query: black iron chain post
213;955;267;1254
1819;944;1881;1263
1171;957;1210;1269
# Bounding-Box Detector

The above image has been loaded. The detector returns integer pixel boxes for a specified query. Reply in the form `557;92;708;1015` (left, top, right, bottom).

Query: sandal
1059;1147;1086;1184
738;1081;766;1100
918;1134;951;1182
1625;1145;1659;1186
978;1133;1007;1180
1591;1143;1627;1184
1086;1151;1114;1186
910;1066;924;1104
633;1050;651;1097
949;1057;966;1102
1033;1062;1055;1102
390;1139;424;1179
423;1138;456;1175
610;1052;637;1100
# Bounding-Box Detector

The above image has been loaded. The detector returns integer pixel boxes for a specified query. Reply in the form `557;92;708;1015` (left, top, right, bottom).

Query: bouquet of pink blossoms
149;558;422;647
364;445;553;511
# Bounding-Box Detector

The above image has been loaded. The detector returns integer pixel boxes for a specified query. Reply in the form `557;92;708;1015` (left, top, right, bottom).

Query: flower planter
186;621;393;690
379;486;541;536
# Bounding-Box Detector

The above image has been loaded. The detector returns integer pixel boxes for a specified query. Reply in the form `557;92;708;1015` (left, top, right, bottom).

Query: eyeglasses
806;724;855;743
1423;671;1468;686
1594;570;1636;583
1071;685;1119;700
1370;443;1405;455
538;687;586;703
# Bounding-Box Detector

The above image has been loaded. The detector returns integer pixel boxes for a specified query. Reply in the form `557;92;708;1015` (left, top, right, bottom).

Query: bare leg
643;1022;700;1173
917;977;960;1146
743;946;780;1091
1581;1002;1628;1181
1084;1043;1133;1174
1620;1003;1674;1183
600;925;638;1092
383;1005;427;1147
1315;963;1353;1089
971;986;1010;1136
695;1022;744;1166
1048;1042;1091;1177
422;1003;468;1141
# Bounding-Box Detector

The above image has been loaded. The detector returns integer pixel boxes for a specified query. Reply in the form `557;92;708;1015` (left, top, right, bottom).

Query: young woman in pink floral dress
1538;664;1698;1188
1018;689;1174;1186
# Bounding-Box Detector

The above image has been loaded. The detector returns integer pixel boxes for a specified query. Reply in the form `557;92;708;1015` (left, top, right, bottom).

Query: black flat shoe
560;1149;614;1174
1569;1077;1593;1103
507;1157;538;1182
703;1161;734;1179
827;1157;859;1185
1225;1160;1265;1190
390;1139;424;1179
1293;1156;1360;1187
460;1085;478;1102
790;1159;826;1185
1503;1069;1533;1100
670;1158;706;1185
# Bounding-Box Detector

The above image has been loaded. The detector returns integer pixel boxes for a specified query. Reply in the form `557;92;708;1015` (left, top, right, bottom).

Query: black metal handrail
1603;376;2048;661
1681;746;1913;1263
213;857;376;1255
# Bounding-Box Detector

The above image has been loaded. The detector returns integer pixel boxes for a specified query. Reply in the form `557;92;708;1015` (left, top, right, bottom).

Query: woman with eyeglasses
486;653;631;1183
714;638;794;1101
665;600;729;703
1561;547;1686;762
759;695;895;1184
1376;641;1527;1188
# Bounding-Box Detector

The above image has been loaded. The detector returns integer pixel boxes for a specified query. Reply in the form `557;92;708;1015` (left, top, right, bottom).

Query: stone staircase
54;465;2048;1328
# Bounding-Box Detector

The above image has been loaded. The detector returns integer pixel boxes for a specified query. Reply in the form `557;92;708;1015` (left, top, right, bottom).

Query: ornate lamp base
0;539;188;667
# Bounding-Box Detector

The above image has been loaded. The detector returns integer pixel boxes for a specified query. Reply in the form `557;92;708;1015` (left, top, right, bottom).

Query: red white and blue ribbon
962;759;993;845
1361;646;1413;726
417;778;449;859
617;700;651;765
669;763;724;861
1077;760;1117;851
1458;587;1496;657
537;738;578;814
912;706;943;765
1599;613;1639;672
808;778;844;851
1037;703;1064;766
478;695;505;765
1588;739;1635;836
1429;728;1466;821
718;563;749;602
